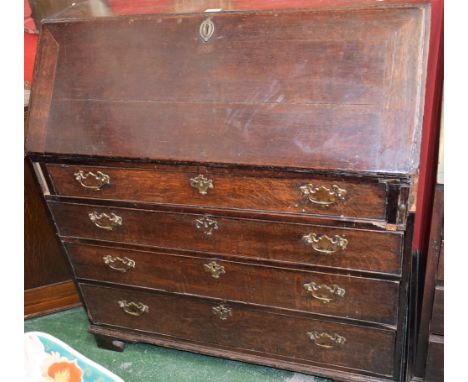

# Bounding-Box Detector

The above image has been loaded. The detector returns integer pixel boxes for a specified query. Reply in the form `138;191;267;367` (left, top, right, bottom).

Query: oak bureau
25;1;431;381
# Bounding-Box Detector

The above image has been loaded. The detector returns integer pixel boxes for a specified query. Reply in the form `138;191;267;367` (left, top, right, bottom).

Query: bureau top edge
42;0;431;25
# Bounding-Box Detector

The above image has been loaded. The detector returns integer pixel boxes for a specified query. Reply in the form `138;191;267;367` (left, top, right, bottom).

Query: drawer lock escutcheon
299;184;347;207
302;233;348;255
103;255;135;273
118;300;149;317
204;261;225;279
89;212;123;231
307;331;346;349
195;216;218;236
199;19;215;42
212;304;232;320
74;170;110;190
303;282;346;304
190;174;214;195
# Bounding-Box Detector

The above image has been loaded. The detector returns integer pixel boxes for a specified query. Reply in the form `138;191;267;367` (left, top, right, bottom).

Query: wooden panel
24;281;81;318
27;6;429;174
81;283;396;377
49;201;403;276
425;336;444;382
47;163;387;221
24;159;70;289
437;240;444;282
430;287;443;335
413;185;444;377
67;243;399;325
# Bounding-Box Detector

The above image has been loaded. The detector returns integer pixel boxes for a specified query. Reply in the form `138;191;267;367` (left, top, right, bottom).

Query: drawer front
50;202;403;275
68;243;399;325
47;163;387;221
431;287;444;335
80;283;396;377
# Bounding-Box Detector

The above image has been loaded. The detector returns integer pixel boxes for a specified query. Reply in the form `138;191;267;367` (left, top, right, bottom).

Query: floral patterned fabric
24;332;124;382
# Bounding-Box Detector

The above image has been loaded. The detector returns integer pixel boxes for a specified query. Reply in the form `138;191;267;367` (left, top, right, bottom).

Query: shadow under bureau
26;1;431;381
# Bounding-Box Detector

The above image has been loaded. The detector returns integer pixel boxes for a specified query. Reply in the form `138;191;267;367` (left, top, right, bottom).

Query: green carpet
24;307;332;382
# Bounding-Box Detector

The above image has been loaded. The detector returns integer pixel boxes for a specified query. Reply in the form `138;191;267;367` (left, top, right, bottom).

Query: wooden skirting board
25;280;81;319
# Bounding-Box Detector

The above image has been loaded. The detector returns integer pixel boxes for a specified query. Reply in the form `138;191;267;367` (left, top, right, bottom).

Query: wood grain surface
67;243;399;325
27;6;429;175
81;283;396;377
47;163;388;221
50;201;403;276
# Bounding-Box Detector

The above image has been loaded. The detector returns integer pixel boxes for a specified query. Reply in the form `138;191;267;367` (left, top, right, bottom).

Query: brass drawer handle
212;304;232;320
303;282;345;304
204;261;225;279
299;184;347;207
89;212;122;231
195;216;218;236
118;300;149;316
103;255;135;273
74;170;110;190
302;233;348;255
307;331;346;349
190;174;214;195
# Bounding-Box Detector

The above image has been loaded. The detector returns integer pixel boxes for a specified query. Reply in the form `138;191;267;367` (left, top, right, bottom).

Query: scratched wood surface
81;282;396;377
49;201;403;276
66;242;400;325
25;3;431;381
46;163;388;221
27;6;429;174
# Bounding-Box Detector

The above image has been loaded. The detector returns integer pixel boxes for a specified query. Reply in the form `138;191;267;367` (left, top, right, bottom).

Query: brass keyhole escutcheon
204;261;225;279
190;174;214;195
199;19;215;42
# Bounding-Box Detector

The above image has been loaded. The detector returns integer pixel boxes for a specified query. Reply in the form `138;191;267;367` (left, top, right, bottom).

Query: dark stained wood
24;158;71;289
26;27;58;153
81;283;396;377
25;3;431;380
28;0;77;27
436;240;443;282
392;213;415;382
412;185;444;380
27;6;429;175
67;243;399;325
24;281;81;318
50;201;404;276
430;287;443;336
89;325;394;382
47;163;388;221
94;332;126;352
45;0;432;22
424;336;443;382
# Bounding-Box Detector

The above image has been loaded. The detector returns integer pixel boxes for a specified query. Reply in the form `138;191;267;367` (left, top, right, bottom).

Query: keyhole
200;19;214;42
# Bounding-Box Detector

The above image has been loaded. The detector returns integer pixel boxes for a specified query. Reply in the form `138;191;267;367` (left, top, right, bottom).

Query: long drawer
67;243;399;325
49;201;403;275
80;283;396;377
46;163;388;221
